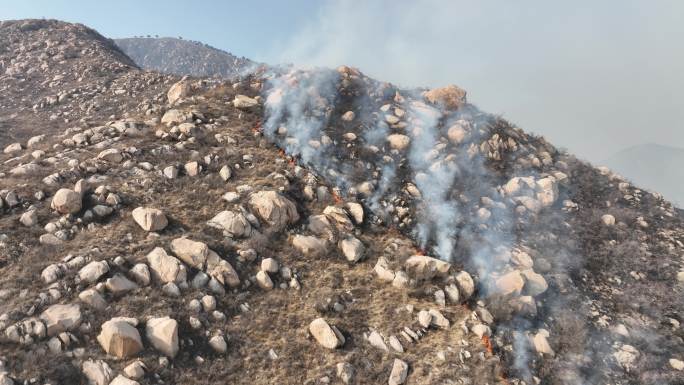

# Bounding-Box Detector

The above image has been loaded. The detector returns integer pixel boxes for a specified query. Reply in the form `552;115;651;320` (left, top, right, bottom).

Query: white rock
79;289;107;310
404;255;451;280
207;211;253;237
388;359;409;385
374;257;395;282
387;134;410;151
129;263;151;286
97;319;143;358
338;236;365;263
209;335;227;353
97;148;123;163
82;360;113;385
344;202;364;224
170;237;209;269
602;214;616;226
670;358;684;371
79;261;109;283
256;270;274;290
19;210;38;227
123;361;146;380
40;303;82;336
132;207;168;232
248;190;299;229
261;258;279;273
51;188;82;214
233;94;259;109
292;235;328;256
368;330;388;351
146;317;179;357
309;318;345;349
219;165;232;181
146;247;186;284
3;143;22;154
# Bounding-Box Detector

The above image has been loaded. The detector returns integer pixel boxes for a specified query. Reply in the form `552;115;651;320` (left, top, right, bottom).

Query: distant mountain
604;143;684;206
115;37;256;78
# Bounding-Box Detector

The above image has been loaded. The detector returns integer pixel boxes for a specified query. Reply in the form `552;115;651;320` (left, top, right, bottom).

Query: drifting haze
271;0;684;165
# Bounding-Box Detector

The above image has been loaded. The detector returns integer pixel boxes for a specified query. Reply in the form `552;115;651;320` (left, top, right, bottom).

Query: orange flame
482;335;493;355
252;120;262;133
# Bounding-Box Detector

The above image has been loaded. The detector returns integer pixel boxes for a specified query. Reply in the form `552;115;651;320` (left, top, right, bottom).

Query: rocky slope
115;37;255;79
0;19;683;385
604;143;684;207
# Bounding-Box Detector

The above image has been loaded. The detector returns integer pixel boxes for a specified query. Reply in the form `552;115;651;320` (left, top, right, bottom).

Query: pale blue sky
2;0;683;162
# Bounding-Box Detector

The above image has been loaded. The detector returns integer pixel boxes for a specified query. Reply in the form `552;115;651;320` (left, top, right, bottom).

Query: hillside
0;19;683;385
115;37;255;79
604;143;684;207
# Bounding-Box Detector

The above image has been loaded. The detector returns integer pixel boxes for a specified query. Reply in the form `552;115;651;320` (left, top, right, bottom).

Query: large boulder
292;235;328;257
494;271;525;296
338;236;365;263
82;360;113;385
146;317;179;358
233;94;259;109
323;206;354;232
40;303;82;336
207;211;253;237
132;207;168;232
167;80;191;104
387;134;410;151
170;238;209;269
248;191;299;229
205;250;240;287
146;247;187;284
388;359;409;385
404;255;451;280
3;142;23;154
423;84;467;110
309;318;345;349
96;149;123;163
161;109;192;126
79;260;110;283
97;319;143;358
51;188;82;214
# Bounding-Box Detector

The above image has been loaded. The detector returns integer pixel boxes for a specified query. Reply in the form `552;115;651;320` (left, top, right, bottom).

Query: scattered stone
338;236;365;262
388;359;409;385
97;319;143;358
404;255;451;280
146;316;179;358
292;235;328;256
207;211;253;237
79;260;109;283
146;247;187;284
309;318;345;349
40;303;82;336
82;360;113;385
261;258;279;273
51;188;82;214
132;207;168;232
209;335;227;353
123;361;146;380
248;190;299;229
256;270;274;290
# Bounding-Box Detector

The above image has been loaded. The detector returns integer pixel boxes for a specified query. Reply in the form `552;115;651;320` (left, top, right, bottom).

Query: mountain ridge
0;19;682;385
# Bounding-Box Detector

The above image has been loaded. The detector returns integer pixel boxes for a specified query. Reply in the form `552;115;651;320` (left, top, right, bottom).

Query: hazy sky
2;0;683;163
